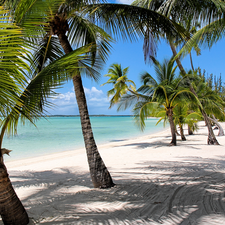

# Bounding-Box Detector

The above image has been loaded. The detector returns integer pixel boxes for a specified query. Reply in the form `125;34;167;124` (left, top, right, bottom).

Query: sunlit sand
3;122;225;224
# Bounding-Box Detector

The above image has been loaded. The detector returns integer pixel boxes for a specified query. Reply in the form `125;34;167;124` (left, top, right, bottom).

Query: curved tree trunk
58;33;114;188
189;52;194;71
169;42;219;145
167;109;176;146
0;154;29;225
179;125;186;141
208;117;224;136
201;110;219;144
188;125;193;135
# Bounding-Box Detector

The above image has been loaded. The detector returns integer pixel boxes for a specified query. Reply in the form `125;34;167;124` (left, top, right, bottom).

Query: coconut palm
121;75;195;145
173;103;202;140
132;0;223;145
0;4;104;224
8;0;188;188
102;63;136;108
115;57;197;145
193;77;225;136
0;6;31;224
0;42;97;225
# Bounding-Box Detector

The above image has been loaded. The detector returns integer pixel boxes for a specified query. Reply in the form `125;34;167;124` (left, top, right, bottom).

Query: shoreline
3;121;225;224
5;126;171;169
3;116;167;163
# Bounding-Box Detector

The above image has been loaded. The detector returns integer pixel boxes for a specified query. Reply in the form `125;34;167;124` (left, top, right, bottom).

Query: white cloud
116;0;133;4
51;92;76;106
48;87;110;115
84;87;103;97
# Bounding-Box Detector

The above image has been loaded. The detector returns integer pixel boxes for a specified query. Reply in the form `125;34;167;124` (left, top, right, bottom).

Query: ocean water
2;116;166;161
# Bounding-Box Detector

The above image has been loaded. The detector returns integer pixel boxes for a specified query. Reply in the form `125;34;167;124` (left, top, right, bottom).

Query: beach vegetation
0;6;31;225
191;74;225;136
173;103;202;140
0;3;106;223
131;0;225;145
3;0;187;189
113;57;199;145
102;63;136;108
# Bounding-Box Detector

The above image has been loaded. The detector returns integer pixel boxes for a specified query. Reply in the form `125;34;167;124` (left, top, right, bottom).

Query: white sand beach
2;122;225;224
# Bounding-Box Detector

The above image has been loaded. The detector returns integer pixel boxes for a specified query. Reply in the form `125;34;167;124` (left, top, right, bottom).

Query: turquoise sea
2;116;166;161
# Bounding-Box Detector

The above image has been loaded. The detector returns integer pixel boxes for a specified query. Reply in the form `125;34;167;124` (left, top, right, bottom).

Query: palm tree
0;4;103;223
123;75;194;146
132;0;223;145
0;6;31;224
102;63;136;108
173;103;202;140
115;57;197;145
193;77;225;136
0;43;96;225
11;0;187;188
12;0;115;189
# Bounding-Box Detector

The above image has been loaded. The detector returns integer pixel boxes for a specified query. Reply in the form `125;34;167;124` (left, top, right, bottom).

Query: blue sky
47;0;225;115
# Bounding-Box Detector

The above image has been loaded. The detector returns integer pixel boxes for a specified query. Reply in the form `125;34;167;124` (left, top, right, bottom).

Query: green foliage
0;0;106;147
102;63;136;108
117;56;198;131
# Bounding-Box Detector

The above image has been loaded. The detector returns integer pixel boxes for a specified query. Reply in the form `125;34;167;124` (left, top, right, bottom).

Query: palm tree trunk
208;117;224;136
0;154;29;225
188;125;193;135
201;110;219;144
0;118;29;225
167;108;176;146
58;33;114;188
169;41;219;145
179;124;186;141
189;52;194;71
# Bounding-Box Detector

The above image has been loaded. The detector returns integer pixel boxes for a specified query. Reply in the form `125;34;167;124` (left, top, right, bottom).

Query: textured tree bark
208;117;224;136
189;52;195;71
58;33;114;188
169;42;219;145
201;110;219;145
167;108;176;146
73;76;114;188
0;156;29;225
188;125;193;135
179;125;186;141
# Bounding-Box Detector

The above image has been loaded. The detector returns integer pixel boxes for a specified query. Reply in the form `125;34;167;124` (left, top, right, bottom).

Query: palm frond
68;12;113;63
0;44;98;141
84;3;186;42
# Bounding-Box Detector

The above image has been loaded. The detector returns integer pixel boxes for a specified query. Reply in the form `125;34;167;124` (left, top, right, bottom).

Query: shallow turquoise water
3;116;166;161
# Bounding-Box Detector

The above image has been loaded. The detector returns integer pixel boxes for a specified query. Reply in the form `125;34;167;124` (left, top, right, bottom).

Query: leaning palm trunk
188;125;193;135
208;117;224;136
169;42;219;145
167;108;176;145
57;32;114;188
0;118;29;225
0;153;29;225
179;125;186;141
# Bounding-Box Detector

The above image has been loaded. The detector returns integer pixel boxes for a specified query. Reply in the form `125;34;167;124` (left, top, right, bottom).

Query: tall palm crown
132;0;224;145
9;0;188;189
0;3;106;224
137;56;177;95
117;57;195;145
132;0;225;62
102;63;136;108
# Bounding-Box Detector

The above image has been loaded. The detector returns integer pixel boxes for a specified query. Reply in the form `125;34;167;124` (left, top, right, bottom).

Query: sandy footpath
2;122;225;224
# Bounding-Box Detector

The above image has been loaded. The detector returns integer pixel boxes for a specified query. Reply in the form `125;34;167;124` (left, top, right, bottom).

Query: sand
2;121;225;224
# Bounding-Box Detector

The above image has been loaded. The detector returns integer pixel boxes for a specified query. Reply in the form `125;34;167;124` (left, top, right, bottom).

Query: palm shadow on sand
2;156;225;225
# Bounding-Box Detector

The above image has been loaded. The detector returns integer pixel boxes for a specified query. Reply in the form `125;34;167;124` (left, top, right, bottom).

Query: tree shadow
119;140;205;150
1;156;224;224
109;139;128;142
